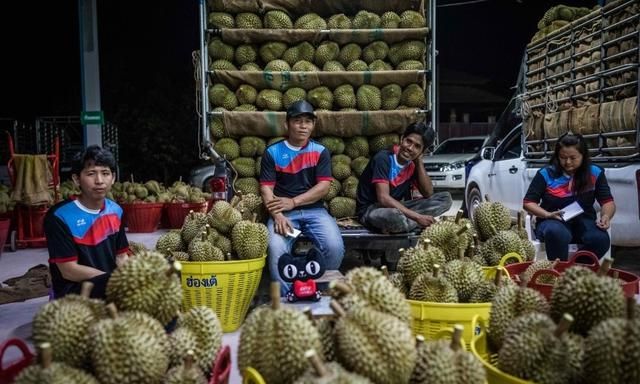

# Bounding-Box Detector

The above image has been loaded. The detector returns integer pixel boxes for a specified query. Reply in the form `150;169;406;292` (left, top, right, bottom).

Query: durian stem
450;325;464;351
432;264;440;278
484;194;490;202
165;261;182;277
305;349;330;378
421;239;431;250
613;270;620;280
130;174;134;183
627;297;636;320
38;342;53;369
458;247;465;260
329;300;346;317
473;234;480;247
415;335;425;346
251;212;258;223
380;265;390;278
554;314;574;337
517;211;523;230
494;268;503;286
456;223;470;236
185;350;195;371
270;282;281;310
201;232;207;242
80;281;94;298
225;252;232;261
455;209;463;224
468;245;476;258
598;258;613;277
106;303;118;318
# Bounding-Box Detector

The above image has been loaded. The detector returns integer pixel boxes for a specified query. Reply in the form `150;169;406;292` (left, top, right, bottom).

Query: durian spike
106;303;119;318
80;281;94;298
598;258;613;277
184;350;195;371
380;265;390;278
165;261;182;277
329;280;353;295
627;297;636;320
432;264;440;278
484;194;490;202
305;349;330;378
38;342;53;369
455;209;464;224
450;325;464;351
329;300;346;317
421;238;431;250
456;223;471;236
415;334;425;346
270;282;281;310
554;313;574;337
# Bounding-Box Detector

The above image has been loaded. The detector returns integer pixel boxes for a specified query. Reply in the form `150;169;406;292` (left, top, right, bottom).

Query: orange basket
121;203;164;233
164;202;209;229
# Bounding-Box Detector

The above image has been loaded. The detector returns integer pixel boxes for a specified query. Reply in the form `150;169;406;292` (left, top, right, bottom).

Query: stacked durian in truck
197;0;435;220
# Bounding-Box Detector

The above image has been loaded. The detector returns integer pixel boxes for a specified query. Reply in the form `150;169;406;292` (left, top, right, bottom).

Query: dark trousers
64;272;110;299
360;191;453;234
535;216;610;261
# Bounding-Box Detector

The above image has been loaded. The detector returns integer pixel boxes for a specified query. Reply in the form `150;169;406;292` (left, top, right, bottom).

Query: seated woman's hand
596;214;610;230
545;210;564;221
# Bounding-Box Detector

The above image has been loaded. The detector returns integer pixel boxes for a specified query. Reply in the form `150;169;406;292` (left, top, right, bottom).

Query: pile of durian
485;258;640;384
215;133;400;219
20;250;224;384
238;271;486;384
532;4;600;43
155;192;268;262
387;205;535;304
110;179;211;205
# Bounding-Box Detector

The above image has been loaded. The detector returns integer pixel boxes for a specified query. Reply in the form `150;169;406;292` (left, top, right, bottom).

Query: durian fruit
241;62;262;71
235;85;258;105
442;250;484;303
421;221;472;262
213;137;240;160
164;350;207;384
303;308;337;363
344;136;369;159
177;306;224;373
584;297;640;384
381;265;409;297
333;85;357;109
488;282;550;349
350;157;369;177
480;228;527;266
327;14;352;29
356;85;382;111
294;13;327;29
331;155;352;181
307;86;334;110
232;213;268;259
264;59;291;72
347;59;369;72
234;44;258;66
259;41;287;63
294;349;373;384
329;197;356;218
319;136;346;155
498;313;578;384
368;133;399;154
400;83;426;107
239;136;266;157
207;198;242;233
292;60;319;72
106;253;183;325
381;83;402;110
340;176;358;199
409;264;458;303
208;38;234;61
32;282;106;368
231;157;256;177
324;178;341;201
189;232;224;261
549;260;626;335
469;267;510;303
211;59;238;71
90;304;170;384
264;10;293;29
520;259;559;285
181;211;208;244
352;10;381;29
338;43;362;66
14;342;100;384
396;239;445;288
323;60;345;71
238;283;323;384
330;301;416;384
168;326;198;368
396;60;424;70
380;11;401;28
209;84;238;110
399;10;426;28
208;12;235;28
283;87;308;109
256;89;283;111
314;41;340;67
234;177;260;195
362;41;389;64
410;326;486;384
473;194;512;241
236;12;263;29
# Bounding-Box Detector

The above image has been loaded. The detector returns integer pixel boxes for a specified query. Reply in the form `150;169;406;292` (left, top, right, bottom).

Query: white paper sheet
561;201;584;221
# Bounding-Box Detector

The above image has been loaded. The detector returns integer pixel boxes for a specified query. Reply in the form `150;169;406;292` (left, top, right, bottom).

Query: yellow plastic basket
482;253;523;279
470;315;534;384
180;256;266;332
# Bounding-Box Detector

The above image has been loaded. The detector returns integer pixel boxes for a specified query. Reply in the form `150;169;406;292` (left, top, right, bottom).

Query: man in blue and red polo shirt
260;100;344;294
356;122;452;234
44;146;129;299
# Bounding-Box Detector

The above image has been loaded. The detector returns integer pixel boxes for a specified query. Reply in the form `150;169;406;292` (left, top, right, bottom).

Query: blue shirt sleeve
524;169;546;204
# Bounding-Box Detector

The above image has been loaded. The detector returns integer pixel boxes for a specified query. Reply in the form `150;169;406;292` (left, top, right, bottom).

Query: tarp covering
209;0;424;17
218;28;429;45
220;109;421;138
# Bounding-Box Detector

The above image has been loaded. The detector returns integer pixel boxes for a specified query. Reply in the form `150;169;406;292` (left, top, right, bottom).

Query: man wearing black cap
356;122;452;234
259;100;344;294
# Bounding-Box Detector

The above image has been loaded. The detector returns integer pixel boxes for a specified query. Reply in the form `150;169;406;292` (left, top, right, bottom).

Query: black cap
286;100;316;119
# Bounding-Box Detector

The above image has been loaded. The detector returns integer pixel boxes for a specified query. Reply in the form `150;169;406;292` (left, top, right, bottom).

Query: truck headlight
440;161;465;172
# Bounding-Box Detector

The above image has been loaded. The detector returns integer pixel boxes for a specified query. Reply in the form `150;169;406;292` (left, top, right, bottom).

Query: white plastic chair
525;214;611;261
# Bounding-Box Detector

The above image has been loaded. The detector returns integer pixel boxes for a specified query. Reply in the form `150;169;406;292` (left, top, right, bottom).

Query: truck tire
466;186;483;223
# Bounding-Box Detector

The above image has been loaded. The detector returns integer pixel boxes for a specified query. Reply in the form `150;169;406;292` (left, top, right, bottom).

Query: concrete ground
1;196;638;383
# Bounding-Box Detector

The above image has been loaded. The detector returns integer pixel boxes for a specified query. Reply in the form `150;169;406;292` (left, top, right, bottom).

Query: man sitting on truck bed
260;100;344;294
356;122;453;234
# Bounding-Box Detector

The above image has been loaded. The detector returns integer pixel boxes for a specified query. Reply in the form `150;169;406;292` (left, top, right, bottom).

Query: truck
465;0;640;247
193;0;437;263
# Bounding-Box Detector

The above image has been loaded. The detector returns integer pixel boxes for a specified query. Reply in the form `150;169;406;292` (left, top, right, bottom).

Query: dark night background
1;0;599;182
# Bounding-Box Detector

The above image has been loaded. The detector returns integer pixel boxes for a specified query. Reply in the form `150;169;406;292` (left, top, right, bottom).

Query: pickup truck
466;0;640;247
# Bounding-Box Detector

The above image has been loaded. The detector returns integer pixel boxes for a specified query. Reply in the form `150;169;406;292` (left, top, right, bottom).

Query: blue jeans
267;207;344;295
535;216;610;261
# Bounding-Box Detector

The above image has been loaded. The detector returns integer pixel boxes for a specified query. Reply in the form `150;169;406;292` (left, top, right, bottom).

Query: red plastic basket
505;250;640;299
164;202;209;229
121;203;164;233
0;219;9;256
0;338;34;384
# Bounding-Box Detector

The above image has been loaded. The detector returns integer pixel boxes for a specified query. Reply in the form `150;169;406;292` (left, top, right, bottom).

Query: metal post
430;0;438;143
78;0;103;147
199;0;210;149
